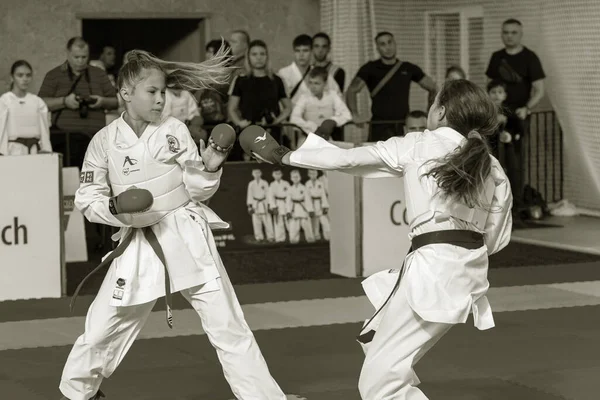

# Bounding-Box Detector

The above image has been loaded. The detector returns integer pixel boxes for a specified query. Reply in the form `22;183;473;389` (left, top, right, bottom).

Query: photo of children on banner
243;166;330;245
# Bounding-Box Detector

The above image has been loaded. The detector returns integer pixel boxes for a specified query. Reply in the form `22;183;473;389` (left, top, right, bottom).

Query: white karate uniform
268;179;291;242
305;178;330;240
60;115;286;400
162;89;200;123
247;178;275;241
277;62;342;107
290;129;513;399
290;91;352;134
286;183;315;243
0;92;52;155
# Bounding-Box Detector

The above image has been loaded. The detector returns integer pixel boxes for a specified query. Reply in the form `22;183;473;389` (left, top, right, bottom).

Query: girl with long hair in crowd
59;48;305;400
0;60;52;155
240;79;513;399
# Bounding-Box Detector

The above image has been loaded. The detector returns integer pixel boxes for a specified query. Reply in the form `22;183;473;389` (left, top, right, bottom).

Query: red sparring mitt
239;125;291;164
109;188;153;215
314;119;337;140
208;123;236;152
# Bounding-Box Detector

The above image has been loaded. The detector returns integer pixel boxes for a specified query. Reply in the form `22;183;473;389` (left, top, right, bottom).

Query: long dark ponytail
422;79;499;209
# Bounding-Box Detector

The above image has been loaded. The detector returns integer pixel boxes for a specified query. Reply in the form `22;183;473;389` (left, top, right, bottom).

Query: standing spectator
346;32;437;142
89;45;117;87
312;32;345;92
228;40;291;160
278;34;341;107
445;65;466;81
486;18;545;221
38;37;118;168
229;30;250;77
290;67;351;145
0;60;52;155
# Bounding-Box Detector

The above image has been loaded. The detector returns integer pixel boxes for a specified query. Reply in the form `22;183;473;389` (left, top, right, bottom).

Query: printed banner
207;162;331;250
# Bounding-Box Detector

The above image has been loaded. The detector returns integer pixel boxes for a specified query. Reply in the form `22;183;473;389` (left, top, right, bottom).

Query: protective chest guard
106;131;190;228
7;96;41;139
404;164;496;229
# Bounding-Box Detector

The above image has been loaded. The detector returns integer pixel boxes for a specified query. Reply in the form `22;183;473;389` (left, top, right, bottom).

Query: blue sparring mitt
238;125;291;164
109;188;153;215
314;119;337;140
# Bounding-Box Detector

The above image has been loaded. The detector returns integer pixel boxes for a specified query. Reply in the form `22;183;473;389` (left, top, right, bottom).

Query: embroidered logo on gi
80;171;94;183
116;278;126;287
122;156;140;176
113;278;126;300
167;134;180;153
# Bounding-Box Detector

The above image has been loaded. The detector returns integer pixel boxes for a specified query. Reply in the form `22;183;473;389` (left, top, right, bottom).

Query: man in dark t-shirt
346;32;437;142
486;19;546;221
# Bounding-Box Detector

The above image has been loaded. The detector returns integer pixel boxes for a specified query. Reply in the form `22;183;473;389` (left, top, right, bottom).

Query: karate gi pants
358;279;453;400
59;273;285;400
311;215;330;241
288;217;314;244
252;213;274;241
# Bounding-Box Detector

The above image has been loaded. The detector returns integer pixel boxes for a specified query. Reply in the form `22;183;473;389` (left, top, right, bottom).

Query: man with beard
312;32;345;92
346;32;437;142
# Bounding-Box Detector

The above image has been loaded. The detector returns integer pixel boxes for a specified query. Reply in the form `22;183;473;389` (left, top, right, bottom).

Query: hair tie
468;130;482;140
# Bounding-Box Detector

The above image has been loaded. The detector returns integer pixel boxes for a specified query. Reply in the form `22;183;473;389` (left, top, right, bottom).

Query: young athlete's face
375;35;396;60
11;65;32;92
122;68;166;123
307;76;326;97
273;170;282;180
312;37;330;62
501;23;523;48
291;172;300;183
249;46;267;70
252;170;262;179
308;170;318;180
404;117;427;133
294;45;312;67
488;86;507;106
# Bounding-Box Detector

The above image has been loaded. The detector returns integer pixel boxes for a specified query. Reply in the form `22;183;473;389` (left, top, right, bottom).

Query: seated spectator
290;67;351;146
38;37;118;168
402;110;428;134
445;65;466;81
228;40;291;160
0;60;52;155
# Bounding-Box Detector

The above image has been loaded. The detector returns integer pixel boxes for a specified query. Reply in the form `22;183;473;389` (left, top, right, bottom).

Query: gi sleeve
289;132;417;178
173;122;222;203
37;97;52;152
483;159;513;255
75;130;133;227
290;95;317;133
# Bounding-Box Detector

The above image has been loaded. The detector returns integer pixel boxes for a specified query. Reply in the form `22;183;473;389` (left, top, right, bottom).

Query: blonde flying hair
117;44;233;93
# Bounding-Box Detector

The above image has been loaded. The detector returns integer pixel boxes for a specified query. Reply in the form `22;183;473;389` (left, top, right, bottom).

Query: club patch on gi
113;278;126;300
167;134;180;153
80;171;94;183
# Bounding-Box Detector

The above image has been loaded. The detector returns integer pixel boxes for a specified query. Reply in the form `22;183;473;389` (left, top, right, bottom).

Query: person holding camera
39;37;118;168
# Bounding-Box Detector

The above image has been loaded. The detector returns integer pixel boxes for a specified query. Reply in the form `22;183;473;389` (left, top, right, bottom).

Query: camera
76;95;93;119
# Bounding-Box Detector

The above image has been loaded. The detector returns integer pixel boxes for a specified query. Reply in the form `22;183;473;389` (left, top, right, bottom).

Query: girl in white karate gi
0;60;52;156
240;79;513;400
60;50;304;400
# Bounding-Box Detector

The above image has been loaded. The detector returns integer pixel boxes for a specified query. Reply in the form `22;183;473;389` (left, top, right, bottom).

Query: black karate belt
356;229;484;346
70;227;174;329
9;138;40;153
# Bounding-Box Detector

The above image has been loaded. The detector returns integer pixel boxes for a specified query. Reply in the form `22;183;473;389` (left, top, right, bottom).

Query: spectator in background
290;67;351;146
278;34;341;107
229;30;250;77
346;32;437;142
445;65;466;81
228;40;291;160
402;110;428;134
0;60;52;155
486;18;545;222
89;45;117;87
39;37;117;168
487;79;509;159
312;32;345;92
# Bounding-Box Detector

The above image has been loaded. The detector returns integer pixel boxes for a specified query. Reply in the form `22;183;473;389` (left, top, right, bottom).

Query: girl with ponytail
60;48;306;400
243;78;513;399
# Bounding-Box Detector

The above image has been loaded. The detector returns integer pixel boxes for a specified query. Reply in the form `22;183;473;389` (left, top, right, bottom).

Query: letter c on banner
390;201;408;226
